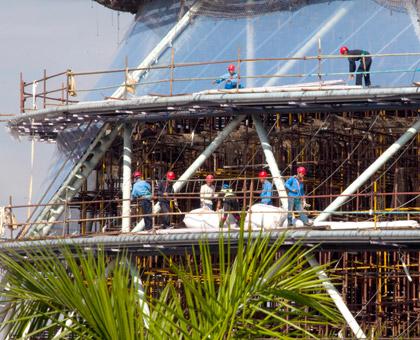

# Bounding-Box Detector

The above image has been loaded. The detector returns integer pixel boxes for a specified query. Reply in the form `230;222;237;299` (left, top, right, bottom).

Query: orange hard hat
166;171;176;180
133;170;142;179
258;170;268;179
297;166;307;175
228;64;235;72
340;46;349;55
205;174;214;182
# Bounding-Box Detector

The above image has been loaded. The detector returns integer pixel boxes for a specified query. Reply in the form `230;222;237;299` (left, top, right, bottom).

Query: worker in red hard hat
258;170;273;205
285;166;311;226
340;46;372;87
131;170;152;230
200;174;217;209
212;64;243;90
156;171;177;229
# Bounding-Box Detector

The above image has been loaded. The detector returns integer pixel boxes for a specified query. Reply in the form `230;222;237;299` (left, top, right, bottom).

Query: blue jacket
215;72;241;89
285;176;304;197
260;180;273;205
131;179;152;199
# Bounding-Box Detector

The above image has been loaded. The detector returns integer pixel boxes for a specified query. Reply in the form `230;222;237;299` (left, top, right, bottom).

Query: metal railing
18;51;420;113
2;175;419;240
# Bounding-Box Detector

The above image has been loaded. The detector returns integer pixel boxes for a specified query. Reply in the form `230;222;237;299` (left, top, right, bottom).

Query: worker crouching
217;183;241;225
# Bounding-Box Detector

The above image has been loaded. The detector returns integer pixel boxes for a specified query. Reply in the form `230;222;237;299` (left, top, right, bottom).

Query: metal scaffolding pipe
122;123;132;232
252;114;288;208
9;87;420;127
173;115;245;193
307;255;366;339
316;118;420;222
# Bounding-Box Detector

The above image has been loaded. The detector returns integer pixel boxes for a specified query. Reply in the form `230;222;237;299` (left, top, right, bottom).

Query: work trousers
287;197;309;226
139;199;152;230
159;201;171;228
356;57;372;86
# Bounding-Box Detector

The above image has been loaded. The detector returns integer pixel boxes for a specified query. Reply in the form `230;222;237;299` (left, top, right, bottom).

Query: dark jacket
157;180;174;203
347;49;371;72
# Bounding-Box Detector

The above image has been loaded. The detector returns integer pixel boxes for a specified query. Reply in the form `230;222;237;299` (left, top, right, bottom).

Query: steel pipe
173;115;245;193
252;114;288;208
316;118;420;222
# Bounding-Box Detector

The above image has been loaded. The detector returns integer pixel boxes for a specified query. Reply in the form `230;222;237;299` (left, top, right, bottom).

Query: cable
283;113;331;173
308;114;380;196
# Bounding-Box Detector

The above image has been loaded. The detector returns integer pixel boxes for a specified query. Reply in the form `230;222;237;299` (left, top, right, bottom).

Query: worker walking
131;171;153;230
213;64;243;89
200;174;217;210
217;183;241;224
340;46;372;87
157;171;176;229
258;170;273;205
284;167;310;227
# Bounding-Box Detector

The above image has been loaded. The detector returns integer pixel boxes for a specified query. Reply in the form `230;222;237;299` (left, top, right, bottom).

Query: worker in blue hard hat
217;183;241;224
212;64;243;89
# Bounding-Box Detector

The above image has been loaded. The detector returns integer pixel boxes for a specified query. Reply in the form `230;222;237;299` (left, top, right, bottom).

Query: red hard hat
205;174;214;182
228;64;235;72
258;170;268;179
297;166;307;175
166;171;176;180
340;46;349;55
133;170;142;179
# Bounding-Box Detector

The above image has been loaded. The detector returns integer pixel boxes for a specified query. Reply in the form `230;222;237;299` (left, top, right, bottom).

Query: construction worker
131;170;152;230
258;170;273;205
217;183;241;224
157;171;176;229
213;64;243;89
340;46;372;87
200;174;217;210
285;167;310;226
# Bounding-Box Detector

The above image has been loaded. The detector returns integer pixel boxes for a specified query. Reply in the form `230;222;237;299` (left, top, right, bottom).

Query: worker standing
157;171;176;229
340;46;372;87
284;167;310;227
131;171;152;230
217;183;241;224
200;174;217;210
213;64;243;89
258;171;273;205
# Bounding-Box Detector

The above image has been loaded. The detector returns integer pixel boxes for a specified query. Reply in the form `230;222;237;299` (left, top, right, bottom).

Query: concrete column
316;118;420;222
122;123;133;232
173;115;245;193
253;114;288;209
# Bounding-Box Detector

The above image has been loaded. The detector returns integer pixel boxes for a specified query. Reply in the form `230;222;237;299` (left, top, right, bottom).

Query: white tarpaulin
183;207;239;230
244;204;287;229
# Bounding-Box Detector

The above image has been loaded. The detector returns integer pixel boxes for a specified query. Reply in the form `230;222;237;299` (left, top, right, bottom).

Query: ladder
24;123;122;237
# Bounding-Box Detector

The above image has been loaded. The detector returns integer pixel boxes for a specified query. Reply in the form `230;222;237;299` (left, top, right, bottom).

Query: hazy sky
0;1;133;212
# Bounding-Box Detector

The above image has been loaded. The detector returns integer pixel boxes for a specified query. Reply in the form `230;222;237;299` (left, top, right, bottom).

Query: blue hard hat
222;183;230;189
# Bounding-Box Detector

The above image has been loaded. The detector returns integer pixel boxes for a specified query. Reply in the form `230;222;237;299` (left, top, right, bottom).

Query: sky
0;1;133;214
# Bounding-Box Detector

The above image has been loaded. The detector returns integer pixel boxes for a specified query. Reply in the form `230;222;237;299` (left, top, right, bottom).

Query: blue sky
0;1;133;211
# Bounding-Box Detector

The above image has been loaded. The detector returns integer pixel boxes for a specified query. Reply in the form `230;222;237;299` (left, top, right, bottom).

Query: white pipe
246;12;255;88
112;1;202;98
122;123;133;232
173;115;245;193
316;118;420;222
252;115;288;208
307;255;366;339
11;86;420;124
